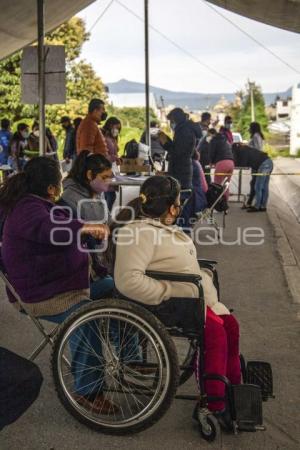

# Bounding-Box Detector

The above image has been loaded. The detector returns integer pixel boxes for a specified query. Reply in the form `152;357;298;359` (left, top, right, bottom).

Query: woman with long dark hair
249;122;264;151
108;175;241;429
61;150;114;297
0;157;117;414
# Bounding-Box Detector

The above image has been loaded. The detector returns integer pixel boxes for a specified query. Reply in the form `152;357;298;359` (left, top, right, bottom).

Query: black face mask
101;112;108;122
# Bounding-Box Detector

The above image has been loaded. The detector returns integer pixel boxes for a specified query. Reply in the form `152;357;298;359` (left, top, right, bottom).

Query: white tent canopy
0;0;95;60
207;0;300;34
0;0;300;62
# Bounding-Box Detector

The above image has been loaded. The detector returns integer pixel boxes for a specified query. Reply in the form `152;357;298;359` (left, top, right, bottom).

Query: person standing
102;117;122;211
76;99;108;157
220;115;234;145
233;145;272;212
159;107;195;231
0;119;12;165
159;108;194;190
249;122;264;151
198;112;212;184
9;123;30;171
61;116;76;163
140;120;165;163
208;129;235;201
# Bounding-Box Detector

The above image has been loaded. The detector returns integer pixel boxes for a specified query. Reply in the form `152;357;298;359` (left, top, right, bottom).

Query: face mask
225;123;232;130
206;136;213;143
21;131;29;139
202;130;208;138
90;177;110;194
101;112;108;122
111;128;119;138
33;130;39;137
170;122;176;132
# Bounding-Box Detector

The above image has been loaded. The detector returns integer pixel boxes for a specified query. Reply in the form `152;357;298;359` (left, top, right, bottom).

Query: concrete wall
290;84;300;156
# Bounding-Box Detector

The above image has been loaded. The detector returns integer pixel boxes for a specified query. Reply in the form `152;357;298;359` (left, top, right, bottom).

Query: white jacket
114;219;229;316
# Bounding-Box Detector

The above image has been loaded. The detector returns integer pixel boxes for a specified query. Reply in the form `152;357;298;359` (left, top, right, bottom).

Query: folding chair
0;271;59;361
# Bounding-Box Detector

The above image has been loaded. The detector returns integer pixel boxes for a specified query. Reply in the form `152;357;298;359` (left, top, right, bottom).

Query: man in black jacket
61;116;76;163
159;108;195;232
159;108;195;190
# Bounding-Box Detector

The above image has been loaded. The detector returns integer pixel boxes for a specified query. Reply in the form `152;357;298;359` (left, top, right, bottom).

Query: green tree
0;17;106;131
236;82;268;139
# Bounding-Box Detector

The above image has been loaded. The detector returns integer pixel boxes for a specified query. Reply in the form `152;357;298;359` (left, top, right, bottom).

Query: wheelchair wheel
51;299;179;434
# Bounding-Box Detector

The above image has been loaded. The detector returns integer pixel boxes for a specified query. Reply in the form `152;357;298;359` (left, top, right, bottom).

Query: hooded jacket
163;119;195;189
209;133;234;165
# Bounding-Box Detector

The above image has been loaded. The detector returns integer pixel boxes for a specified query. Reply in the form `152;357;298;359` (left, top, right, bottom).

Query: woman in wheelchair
111;175;241;429
0;157;116;414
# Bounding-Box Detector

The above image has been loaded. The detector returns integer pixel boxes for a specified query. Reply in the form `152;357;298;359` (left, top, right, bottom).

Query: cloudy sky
78;0;300;93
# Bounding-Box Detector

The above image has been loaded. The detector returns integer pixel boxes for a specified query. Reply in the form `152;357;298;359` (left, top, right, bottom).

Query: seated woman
60;150;113;297
0;157;115;414
111;175;241;429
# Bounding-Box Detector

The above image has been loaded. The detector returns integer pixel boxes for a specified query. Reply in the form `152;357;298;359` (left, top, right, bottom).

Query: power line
115;0;240;89
88;0;115;33
201;0;300;76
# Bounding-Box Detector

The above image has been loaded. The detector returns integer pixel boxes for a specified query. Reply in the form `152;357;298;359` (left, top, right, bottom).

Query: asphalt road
0;203;299;450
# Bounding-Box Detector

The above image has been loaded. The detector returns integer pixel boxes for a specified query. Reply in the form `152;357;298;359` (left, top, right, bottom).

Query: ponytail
0;157;61;215
105;175;180;272
0;173;28;214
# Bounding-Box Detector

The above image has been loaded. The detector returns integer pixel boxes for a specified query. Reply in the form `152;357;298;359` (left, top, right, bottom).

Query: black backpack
206;183;228;212
124;139;139;159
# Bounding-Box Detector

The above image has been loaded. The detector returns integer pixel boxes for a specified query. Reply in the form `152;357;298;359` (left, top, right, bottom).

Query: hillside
106;79;292;110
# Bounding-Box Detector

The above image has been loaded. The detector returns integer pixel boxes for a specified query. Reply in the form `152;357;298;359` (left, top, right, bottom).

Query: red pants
214;159;235;201
202;308;241;411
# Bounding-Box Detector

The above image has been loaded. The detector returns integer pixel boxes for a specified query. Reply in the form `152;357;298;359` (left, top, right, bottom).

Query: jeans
254;158;273;208
40;277;140;397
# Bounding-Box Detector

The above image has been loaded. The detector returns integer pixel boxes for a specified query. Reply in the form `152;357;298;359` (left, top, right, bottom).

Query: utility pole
249;81;255;122
37;0;46;155
144;0;150;150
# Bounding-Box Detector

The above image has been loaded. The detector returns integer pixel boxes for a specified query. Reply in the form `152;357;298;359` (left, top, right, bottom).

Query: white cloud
78;0;300;93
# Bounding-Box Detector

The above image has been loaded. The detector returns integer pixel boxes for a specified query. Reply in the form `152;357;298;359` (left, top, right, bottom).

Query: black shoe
213;408;233;432
247;206;260;213
241;203;251;210
259;207;267;212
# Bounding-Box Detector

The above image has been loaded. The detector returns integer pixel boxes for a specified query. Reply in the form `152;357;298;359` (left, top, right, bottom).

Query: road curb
268;206;300;304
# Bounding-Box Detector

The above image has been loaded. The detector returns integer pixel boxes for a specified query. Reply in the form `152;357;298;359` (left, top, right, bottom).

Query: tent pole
37;0;46;156
144;0;150;149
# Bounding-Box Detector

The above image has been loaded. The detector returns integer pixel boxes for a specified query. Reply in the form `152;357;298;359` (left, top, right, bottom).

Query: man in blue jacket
0;119;12;165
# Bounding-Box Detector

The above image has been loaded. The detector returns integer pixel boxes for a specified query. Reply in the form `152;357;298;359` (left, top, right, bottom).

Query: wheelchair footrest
233;384;263;432
246;361;274;401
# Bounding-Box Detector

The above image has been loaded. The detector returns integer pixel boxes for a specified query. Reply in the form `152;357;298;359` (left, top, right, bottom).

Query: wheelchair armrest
145;270;201;286
197;258;218;266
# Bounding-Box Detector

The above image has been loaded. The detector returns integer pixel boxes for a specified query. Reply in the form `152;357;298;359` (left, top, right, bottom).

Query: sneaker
247;207;260;213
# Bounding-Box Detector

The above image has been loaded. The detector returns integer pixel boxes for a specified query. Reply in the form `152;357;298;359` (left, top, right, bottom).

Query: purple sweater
1;195;89;305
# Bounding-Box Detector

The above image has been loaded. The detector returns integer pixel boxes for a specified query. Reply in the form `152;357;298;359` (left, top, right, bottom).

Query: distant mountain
106;79;292;110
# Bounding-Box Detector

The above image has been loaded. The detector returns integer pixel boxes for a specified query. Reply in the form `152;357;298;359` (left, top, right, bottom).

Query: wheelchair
0;259;274;442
